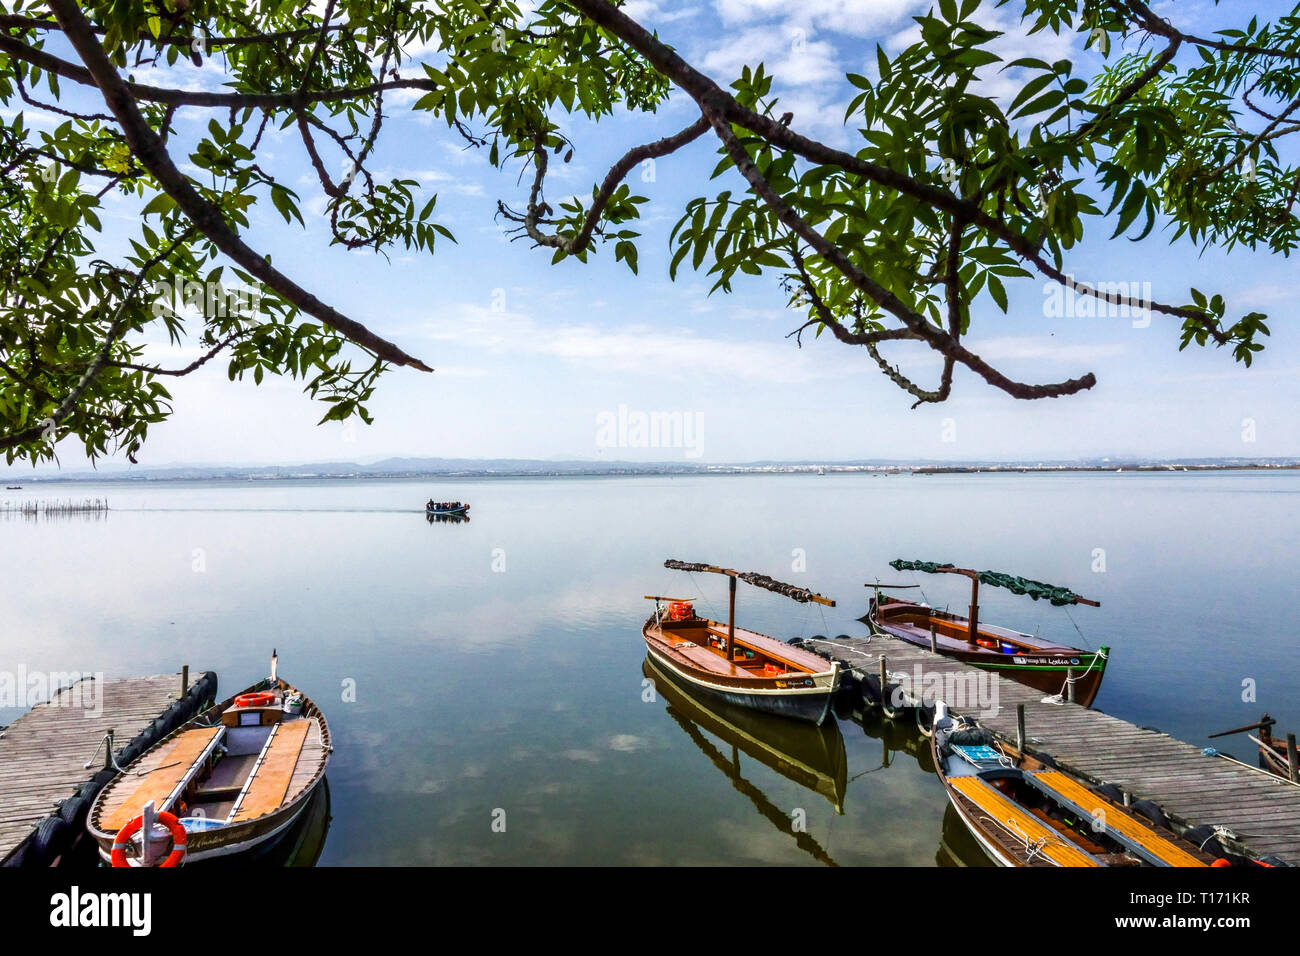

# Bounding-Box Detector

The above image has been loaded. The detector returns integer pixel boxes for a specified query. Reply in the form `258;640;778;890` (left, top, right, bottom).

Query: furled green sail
888;559;1085;606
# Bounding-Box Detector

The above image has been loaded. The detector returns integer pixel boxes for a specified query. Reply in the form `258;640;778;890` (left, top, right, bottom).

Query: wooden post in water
180;664;188;700
727;575;737;662
1066;668;1076;703
1016;704;1026;753
929;622;937;654
878;656;888;709
1288;734;1299;784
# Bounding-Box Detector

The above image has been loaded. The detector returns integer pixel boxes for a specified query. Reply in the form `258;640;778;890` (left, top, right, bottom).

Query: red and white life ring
111;811;187;868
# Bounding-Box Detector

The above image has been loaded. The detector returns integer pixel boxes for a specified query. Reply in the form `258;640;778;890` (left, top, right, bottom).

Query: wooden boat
86;652;330;866
931;702;1216;867
866;560;1109;707
1210;714;1300;783
643;560;841;724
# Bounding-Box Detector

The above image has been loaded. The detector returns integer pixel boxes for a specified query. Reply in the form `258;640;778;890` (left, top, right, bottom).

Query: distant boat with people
425;499;470;516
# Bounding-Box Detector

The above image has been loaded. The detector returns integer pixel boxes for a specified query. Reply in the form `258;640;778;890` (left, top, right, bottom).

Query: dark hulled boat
86;652;330;866
866;560;1109;707
643;560;841;725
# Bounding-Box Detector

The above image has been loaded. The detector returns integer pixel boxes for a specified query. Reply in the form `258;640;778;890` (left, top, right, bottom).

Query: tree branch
45;0;431;374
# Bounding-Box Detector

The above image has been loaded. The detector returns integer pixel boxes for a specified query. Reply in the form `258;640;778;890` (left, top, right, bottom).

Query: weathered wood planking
810;634;1300;863
0;673;194;860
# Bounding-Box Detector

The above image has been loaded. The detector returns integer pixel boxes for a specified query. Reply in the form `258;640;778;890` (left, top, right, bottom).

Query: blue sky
8;0;1300;469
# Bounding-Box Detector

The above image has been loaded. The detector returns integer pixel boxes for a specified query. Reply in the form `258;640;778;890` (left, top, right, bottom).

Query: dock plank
0;673;195;860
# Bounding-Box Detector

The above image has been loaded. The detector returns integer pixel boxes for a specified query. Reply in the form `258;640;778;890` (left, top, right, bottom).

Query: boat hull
642;616;839;725
647;645;836;723
92;778;325;864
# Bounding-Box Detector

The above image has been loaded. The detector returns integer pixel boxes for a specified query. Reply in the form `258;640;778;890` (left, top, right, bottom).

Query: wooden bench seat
948;775;1101;867
1027;771;1208;867
230;719;312;821
101;727;221;831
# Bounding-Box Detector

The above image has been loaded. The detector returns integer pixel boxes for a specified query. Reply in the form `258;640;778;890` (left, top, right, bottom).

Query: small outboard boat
425;500;470;516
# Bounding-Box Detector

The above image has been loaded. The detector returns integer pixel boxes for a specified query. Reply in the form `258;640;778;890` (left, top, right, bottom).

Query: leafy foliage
1;0;1296;461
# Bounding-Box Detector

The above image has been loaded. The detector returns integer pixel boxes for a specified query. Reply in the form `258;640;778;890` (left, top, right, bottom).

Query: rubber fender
27;816;70;866
1130;799;1170;830
58;795;89;827
1182;825;1228;858
1095;783;1124;803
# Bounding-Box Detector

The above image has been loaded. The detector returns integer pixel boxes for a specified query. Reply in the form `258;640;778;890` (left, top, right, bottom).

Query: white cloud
715;0;924;37
702;27;842;87
418;301;865;384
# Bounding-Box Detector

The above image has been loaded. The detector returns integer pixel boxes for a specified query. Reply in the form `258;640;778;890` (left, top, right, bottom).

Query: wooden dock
0;672;199;863
807;633;1300;864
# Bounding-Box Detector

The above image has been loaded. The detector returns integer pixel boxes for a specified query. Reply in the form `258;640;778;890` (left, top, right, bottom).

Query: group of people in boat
426;499;467;512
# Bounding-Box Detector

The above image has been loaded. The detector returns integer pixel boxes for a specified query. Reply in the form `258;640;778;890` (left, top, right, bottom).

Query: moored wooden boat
86;652;330;866
866;559;1109;707
643;560;840;725
931;702;1216;867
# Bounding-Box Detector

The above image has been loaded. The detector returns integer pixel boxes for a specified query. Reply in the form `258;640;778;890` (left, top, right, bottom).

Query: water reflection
935;803;995;867
848;708;994;867
425;511;470;525
644;656;847;866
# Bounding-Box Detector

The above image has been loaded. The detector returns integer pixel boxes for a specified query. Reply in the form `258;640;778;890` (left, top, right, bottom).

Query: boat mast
727;574;737;662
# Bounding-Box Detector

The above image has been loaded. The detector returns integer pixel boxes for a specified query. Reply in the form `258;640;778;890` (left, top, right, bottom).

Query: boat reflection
644;656;847;865
425;511;470;525
935;801;996;867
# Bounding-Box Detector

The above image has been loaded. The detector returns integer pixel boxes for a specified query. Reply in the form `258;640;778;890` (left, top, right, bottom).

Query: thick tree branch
45;0;431;373
705;106;1095;400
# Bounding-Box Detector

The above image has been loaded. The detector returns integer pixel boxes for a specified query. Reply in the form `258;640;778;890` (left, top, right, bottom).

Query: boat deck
651;618;833;677
811;632;1300;863
0;672;197;862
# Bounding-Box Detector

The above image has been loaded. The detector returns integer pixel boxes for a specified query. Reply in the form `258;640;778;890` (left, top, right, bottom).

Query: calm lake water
2;471;1296;865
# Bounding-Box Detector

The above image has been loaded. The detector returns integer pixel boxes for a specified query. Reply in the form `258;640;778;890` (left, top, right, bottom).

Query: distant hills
7;455;1300;482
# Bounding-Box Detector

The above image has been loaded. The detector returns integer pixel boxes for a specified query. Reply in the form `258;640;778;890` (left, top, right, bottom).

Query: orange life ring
234;692;274;708
111;811;187;868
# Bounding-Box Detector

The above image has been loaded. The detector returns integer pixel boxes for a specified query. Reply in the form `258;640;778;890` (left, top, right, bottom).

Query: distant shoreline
911;463;1300;474
3;459;1297;484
